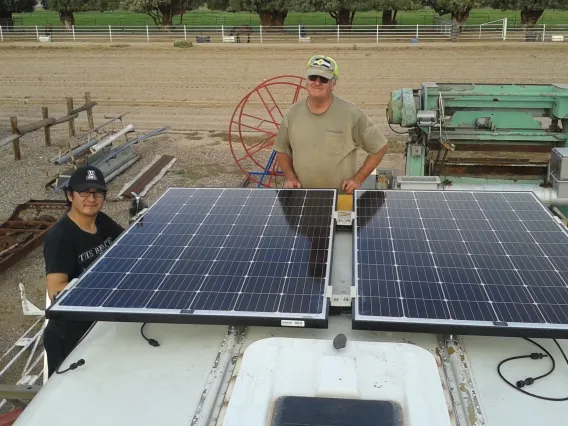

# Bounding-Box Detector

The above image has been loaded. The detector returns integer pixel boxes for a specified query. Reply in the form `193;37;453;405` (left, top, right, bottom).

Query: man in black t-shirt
43;165;124;377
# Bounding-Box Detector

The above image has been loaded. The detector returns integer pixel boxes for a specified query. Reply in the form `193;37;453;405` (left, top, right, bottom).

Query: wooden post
85;92;94;130
66;97;76;137
10;117;21;161
42;106;51;146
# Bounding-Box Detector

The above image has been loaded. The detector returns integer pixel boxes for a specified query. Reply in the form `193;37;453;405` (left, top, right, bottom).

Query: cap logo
86;170;97;180
313;58;331;69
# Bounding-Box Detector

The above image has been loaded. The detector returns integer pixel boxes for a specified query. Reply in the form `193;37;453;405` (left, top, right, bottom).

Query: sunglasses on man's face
308;75;330;84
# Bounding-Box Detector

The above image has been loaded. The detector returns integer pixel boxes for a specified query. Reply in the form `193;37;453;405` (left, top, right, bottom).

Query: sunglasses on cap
308;75;331;84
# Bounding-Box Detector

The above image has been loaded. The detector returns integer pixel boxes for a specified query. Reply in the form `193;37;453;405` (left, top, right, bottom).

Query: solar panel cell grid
47;188;336;327
354;190;568;336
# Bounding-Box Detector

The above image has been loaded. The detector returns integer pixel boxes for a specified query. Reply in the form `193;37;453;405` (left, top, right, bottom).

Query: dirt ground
0;41;567;390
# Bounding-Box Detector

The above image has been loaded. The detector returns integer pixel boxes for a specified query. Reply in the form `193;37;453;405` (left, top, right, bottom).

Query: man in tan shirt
274;55;388;194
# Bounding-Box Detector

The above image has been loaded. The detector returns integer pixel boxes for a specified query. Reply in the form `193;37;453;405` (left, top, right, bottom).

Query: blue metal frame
248;149;283;187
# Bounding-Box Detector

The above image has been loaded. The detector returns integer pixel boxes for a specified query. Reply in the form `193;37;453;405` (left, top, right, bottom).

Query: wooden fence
0;92;97;160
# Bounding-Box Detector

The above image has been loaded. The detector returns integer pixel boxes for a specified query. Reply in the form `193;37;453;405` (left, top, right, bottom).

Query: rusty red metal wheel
229;75;306;188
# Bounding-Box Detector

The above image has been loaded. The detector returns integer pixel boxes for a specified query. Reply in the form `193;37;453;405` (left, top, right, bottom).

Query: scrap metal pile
47;112;169;192
0;200;68;274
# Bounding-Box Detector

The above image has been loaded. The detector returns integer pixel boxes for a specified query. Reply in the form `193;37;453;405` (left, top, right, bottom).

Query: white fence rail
0;21;567;44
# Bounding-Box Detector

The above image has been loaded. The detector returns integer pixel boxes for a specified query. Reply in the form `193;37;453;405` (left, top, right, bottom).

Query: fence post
109;25;112;42
85;92;94;129
502;17;507;41
542;24;546;42
66;97;76;137
222;25;225;41
260;25;263;43
35;25;39;40
72;25;76;41
416;24;419;39
42;107;51;147
0;25;3;42
376;24;379;43
184;25;187;41
337;25;339;43
10;117;21;161
298;25;301;43
146;25;150;42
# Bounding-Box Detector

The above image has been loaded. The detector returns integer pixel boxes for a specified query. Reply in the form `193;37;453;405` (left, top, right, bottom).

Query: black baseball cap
67;165;107;192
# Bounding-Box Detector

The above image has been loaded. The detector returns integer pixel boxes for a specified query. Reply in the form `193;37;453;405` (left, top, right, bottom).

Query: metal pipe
0;319;43;364
53;138;100;164
442;183;568;206
0;328;43;378
95;127;168;165
90;124;134;153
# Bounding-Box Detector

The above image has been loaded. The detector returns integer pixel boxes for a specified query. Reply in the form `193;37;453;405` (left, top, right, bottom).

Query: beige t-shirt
274;95;387;190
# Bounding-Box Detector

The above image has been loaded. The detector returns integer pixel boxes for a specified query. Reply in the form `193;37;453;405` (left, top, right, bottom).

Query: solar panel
353;190;568;337
46;188;337;328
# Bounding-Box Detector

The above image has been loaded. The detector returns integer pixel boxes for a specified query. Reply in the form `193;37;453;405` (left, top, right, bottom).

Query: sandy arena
0;41;567;387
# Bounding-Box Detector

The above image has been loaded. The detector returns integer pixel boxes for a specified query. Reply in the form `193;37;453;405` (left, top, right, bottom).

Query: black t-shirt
44;212;124;281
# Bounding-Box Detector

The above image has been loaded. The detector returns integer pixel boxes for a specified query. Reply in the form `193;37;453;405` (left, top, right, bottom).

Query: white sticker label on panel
281;320;305;327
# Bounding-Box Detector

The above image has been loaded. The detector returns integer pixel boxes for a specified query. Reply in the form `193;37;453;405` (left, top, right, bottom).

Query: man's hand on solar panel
283;177;302;189
341;178;361;195
42;166;125;378
272;54;388;194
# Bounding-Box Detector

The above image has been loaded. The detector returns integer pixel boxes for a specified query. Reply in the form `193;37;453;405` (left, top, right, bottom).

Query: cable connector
69;359;86;370
530;353;546;359
147;338;160;347
516;377;535;388
56;358;86;375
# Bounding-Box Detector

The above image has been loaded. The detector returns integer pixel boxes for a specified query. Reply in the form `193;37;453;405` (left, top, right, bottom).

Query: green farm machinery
387;83;568;216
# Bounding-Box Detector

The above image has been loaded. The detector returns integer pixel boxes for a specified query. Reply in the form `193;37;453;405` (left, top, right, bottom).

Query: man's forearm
276;152;298;181
354;145;388;183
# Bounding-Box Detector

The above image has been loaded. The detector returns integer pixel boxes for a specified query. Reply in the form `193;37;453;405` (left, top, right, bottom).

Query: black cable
386;110;409;135
55;321;95;375
497;337;568;401
140;322;160;347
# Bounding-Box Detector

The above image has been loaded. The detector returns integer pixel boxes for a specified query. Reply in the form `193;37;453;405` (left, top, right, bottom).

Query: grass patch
173;40;192;48
13;8;568;28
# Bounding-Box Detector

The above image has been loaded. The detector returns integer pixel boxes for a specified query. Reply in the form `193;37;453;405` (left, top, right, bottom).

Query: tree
487;0;567;28
422;0;479;40
293;0;377;27
422;0;479;25
121;0;203;27
377;0;420;26
0;0;36;29
209;0;290;27
42;0;116;29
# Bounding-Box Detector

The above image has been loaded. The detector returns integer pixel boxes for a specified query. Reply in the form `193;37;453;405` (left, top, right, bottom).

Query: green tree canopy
377;0;421;26
42;0;116;28
209;0;291;26
422;0;479;24
486;0;568;27
0;0;36;26
121;0;203;27
292;0;377;26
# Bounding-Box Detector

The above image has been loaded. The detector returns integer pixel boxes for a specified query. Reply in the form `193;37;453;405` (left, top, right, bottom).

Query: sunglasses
77;190;106;199
308;75;330;84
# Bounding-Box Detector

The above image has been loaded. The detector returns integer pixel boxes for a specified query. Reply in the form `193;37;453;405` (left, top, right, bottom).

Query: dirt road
1;42;567;133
